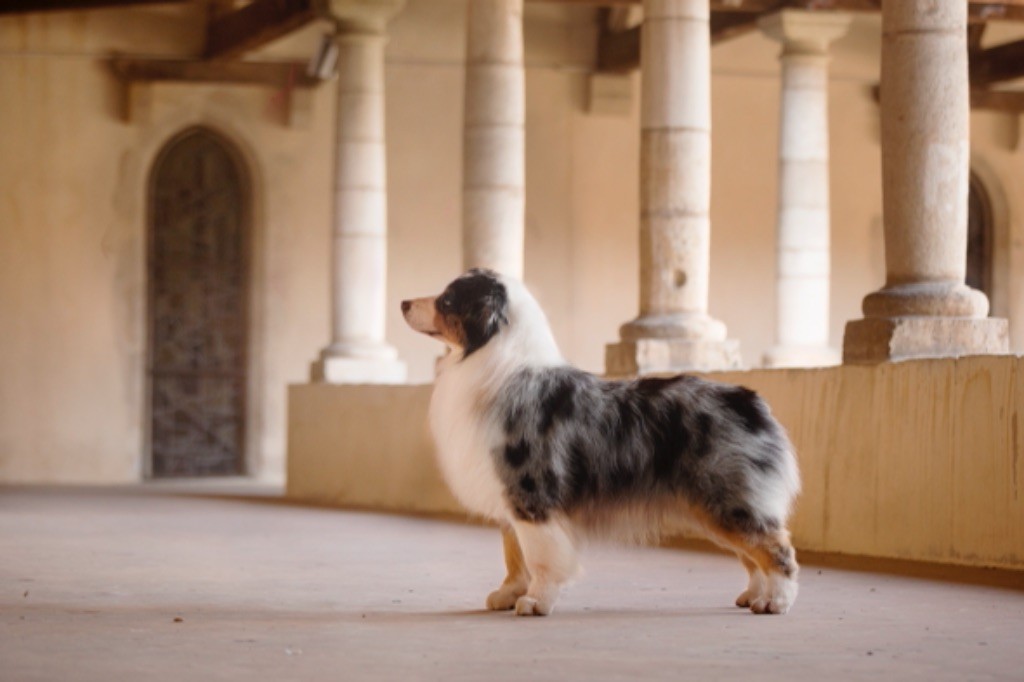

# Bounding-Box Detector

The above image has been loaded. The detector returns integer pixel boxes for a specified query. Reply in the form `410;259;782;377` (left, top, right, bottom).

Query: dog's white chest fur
429;362;510;522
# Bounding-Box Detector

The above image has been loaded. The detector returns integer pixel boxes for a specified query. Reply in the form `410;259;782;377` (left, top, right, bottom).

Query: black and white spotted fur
401;269;801;616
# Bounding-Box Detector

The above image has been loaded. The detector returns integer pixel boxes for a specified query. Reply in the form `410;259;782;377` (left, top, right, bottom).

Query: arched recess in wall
966;163;1009;319
146;126;252;478
967;171;993;305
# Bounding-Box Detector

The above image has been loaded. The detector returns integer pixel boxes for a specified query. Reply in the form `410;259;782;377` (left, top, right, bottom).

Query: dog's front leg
486;526;530;610
510;519;578;617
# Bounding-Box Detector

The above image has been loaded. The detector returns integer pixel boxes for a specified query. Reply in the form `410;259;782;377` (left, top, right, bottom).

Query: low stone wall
287;356;1024;570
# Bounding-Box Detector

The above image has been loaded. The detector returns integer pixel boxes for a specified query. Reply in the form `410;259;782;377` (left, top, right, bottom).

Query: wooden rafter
542;0;1024;21
110;57;319;88
971;38;1024;85
710;7;778;43
596;0;1024;73
532;0;1024;7
971;88;1024;111
968;22;988;51
205;0;320;61
0;0;185;14
596;18;639;72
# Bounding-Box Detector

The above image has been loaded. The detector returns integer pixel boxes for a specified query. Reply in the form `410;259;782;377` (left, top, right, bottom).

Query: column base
763;345;840;369
842;317;1009;365
605;338;742;377
311;345;407;384
862;281;989;318
618;312;728;342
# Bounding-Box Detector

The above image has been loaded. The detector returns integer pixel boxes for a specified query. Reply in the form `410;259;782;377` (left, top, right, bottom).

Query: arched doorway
148;127;249;477
966;171;993;305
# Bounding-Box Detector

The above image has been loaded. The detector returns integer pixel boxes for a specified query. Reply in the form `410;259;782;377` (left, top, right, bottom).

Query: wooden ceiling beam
710;8;773;42
530;0;1024;20
971;38;1024;85
110;57;319;88
0;0;185;15
970;88;1024;111
596;22;639;72
205;0;320;61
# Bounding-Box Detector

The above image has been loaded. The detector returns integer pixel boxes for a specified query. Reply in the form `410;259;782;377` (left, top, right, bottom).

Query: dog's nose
401;300;411;314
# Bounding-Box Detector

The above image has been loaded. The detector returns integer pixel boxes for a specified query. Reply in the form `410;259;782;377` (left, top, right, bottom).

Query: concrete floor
2;487;1023;682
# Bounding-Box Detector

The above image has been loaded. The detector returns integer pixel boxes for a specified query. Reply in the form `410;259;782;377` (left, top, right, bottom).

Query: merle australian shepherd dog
401;269;800;617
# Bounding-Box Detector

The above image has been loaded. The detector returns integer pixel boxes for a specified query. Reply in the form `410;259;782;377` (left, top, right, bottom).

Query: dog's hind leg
699;526;768;608
734;556;767;609
700;521;797;614
486;526;531;611
510;518;579;616
725;530;798;615
743;530;799;615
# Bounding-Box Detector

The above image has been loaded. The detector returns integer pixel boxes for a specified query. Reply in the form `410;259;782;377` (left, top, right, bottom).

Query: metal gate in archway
148;128;248;477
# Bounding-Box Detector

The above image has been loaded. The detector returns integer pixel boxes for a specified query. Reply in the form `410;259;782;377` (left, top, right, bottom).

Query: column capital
758;10;851;56
323;0;405;34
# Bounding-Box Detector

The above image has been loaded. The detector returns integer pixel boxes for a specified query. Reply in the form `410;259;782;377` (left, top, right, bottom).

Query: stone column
605;0;740;376
311;0;407;384
842;0;1008;363
759;11;850;368
462;0;525;278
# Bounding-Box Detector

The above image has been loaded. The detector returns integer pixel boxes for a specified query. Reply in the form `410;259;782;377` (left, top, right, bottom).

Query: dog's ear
479;286;509;336
461;274;509;357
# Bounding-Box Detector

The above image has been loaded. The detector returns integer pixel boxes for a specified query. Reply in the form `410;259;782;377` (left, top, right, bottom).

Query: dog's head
401;269;510;357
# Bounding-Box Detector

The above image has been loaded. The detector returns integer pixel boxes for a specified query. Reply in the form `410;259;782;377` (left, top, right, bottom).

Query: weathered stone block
605;338;742;377
842;317;1009;364
310;357;407;384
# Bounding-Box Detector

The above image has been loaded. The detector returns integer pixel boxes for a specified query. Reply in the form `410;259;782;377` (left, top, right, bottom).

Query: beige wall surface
3;3;1023;483
0;6;335;482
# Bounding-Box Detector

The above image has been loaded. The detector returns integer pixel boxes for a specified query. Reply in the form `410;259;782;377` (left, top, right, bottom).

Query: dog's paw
514;595;553;617
750;596;791;615
749;577;797;615
486;586;524;611
735;589;755;608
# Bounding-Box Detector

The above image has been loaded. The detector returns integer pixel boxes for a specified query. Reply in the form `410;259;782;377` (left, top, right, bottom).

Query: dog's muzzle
401;296;440;336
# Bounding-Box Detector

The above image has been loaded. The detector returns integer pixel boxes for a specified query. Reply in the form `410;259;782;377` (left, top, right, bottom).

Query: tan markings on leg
486;526;531;611
688;507;798;615
696;519;767;609
734;556;764;608
511;518;579;617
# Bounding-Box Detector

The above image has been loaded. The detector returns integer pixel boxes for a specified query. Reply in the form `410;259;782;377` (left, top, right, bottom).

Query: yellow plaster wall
287;356;1024;570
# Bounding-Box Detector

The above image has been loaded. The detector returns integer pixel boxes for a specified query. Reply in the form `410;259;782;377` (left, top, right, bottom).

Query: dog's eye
437;296;450;311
